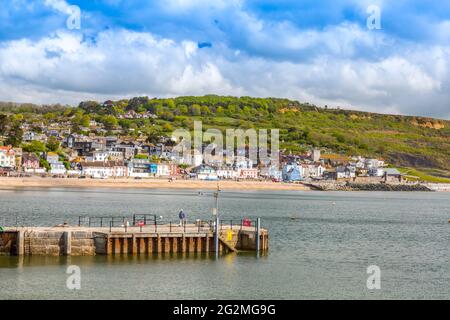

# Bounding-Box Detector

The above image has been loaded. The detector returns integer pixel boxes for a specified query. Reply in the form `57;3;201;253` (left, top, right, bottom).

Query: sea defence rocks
345;183;433;192
307;181;433;191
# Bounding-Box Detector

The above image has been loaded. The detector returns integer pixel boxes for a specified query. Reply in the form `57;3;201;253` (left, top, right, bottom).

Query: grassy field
398;167;450;183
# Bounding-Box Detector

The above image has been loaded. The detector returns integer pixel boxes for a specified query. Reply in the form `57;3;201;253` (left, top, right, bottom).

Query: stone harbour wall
7;230;106;256
1;227;268;256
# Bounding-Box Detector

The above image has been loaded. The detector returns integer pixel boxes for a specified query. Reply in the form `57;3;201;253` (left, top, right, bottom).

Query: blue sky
0;0;449;118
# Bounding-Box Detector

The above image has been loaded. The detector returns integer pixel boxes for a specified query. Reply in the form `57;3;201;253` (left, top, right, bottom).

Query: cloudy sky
0;0;449;119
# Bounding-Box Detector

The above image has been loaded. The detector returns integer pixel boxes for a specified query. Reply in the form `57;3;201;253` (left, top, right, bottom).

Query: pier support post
106;235;112;255
17;230;24;256
256;218;261;255
123;237;128;254
132;235;137;254
64;231;72;256
157;235;162;253
214;215;219;258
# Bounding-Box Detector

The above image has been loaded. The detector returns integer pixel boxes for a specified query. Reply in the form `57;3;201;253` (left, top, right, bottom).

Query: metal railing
78;216;127;228
219;219;258;232
132;214;157;226
77;215;260;234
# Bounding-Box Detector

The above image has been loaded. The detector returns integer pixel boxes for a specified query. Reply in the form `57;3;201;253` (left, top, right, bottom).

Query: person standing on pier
179;209;186;226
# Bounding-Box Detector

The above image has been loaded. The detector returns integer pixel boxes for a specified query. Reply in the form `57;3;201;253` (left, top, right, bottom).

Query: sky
0;0;449;119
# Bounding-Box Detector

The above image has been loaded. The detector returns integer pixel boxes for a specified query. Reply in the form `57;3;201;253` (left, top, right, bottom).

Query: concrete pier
0;223;269;256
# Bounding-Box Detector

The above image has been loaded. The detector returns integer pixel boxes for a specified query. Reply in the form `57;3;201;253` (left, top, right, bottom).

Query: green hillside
1;95;449;179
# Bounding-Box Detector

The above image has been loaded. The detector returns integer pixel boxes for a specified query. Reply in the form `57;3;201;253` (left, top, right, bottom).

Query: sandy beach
0;177;311;191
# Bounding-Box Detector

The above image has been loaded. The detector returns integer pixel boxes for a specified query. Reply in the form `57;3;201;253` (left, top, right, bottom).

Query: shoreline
0;177;448;192
0;177;311;191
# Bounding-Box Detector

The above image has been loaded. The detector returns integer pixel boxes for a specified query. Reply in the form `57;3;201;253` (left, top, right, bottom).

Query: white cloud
162;0;240;11
44;0;71;14
0;26;449;119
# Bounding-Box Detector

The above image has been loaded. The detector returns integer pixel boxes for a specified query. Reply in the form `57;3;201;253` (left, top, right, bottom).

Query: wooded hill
1;96;449;181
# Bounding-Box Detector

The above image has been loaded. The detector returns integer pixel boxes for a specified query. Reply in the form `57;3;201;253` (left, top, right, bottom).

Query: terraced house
0;146;15;169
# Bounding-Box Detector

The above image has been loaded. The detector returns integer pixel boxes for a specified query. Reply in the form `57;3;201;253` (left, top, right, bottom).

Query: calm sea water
0;188;449;300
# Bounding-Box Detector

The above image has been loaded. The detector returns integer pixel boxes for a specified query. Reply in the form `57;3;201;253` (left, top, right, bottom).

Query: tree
81;115;90;127
178;105;188;114
166;99;176;110
190;104;201;116
78;101;101;114
44;112;56;121
216;106;224;115
5;123;23;147
146;128;162;144
101;115;118;130
201;105;211;115
22;141;46;153
46;136;60;152
163;123;173;132
0;114;8;133
39;158;51;172
161;111;174;121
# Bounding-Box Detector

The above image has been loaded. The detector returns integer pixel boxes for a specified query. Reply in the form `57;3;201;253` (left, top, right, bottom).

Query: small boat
290;214;300;220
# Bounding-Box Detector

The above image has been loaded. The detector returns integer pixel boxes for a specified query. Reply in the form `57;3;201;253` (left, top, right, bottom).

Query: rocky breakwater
308;181;433;191
345;183;433;191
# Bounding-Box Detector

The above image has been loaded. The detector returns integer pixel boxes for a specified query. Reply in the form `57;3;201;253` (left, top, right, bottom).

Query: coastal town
1;97;448;191
0;105;407;185
1;141;400;183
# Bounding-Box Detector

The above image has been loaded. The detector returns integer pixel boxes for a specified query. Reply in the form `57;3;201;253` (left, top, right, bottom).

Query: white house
369;167;385;177
50;162;67;175
157;163;171;176
365;159;380;169
46;152;66;175
107;150;124;161
23;131;36;142
239;168;259;179
127;159;150;178
82;161;127;178
191;164;218;180
86;150;109;162
216;167;239;179
46;152;59;164
0;146;16;169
